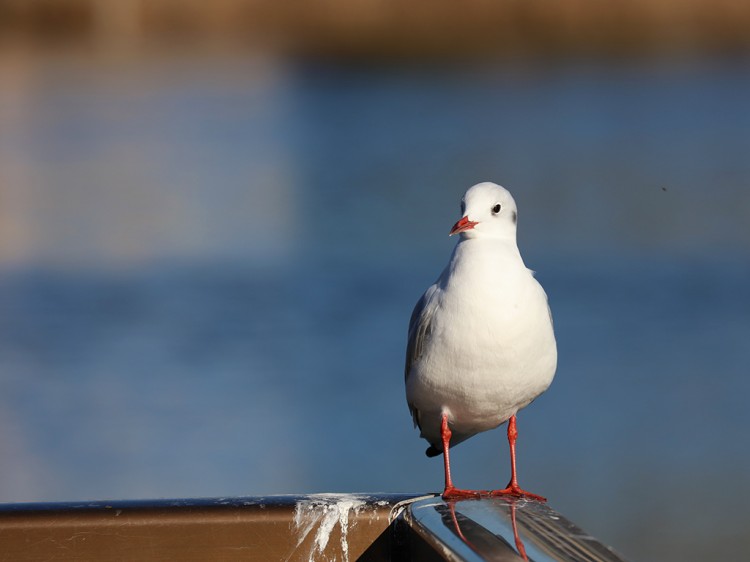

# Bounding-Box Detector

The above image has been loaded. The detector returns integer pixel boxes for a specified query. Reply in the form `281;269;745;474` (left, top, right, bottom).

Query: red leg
440;414;482;500
490;415;546;502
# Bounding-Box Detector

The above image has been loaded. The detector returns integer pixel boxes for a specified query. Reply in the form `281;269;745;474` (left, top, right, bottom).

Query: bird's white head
449;182;518;241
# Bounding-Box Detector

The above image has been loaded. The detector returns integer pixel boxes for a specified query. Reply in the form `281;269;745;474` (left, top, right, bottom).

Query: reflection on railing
439;500;529;561
405;495;629;562
509;500;529;561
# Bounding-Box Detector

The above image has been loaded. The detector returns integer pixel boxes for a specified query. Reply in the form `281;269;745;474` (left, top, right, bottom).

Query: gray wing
405;285;439;432
405;284;439;382
542;286;554;330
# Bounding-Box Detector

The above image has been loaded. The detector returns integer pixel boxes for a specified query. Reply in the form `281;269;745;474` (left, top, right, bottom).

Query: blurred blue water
0;52;749;561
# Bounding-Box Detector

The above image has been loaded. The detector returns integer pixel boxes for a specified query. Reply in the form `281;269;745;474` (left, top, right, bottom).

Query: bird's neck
454;236;522;263
443;237;526;290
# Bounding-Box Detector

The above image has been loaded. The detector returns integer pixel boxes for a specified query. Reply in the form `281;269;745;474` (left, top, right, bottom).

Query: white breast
406;238;557;448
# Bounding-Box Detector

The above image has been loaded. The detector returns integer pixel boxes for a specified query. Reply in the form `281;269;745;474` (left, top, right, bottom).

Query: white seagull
405;182;557;501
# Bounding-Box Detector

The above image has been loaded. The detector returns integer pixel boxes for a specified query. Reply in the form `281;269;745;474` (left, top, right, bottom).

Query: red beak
449;216;478;236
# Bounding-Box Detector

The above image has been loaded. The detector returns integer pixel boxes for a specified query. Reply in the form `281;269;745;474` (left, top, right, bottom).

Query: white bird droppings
290;494;368;562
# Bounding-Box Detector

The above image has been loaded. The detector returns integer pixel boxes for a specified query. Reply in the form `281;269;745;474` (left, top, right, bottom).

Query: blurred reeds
1;0;749;58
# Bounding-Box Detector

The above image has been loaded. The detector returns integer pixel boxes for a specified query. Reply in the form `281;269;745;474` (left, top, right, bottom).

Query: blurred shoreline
2;0;750;59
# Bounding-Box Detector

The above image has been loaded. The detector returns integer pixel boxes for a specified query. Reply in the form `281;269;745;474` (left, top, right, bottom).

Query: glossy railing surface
0;493;628;561
403;496;629;562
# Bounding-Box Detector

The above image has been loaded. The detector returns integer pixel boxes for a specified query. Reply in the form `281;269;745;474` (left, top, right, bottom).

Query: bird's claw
442;486;486;500
489;486;546;502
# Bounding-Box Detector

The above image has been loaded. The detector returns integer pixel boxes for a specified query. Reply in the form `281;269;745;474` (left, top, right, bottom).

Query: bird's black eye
460;201;466;215
492;204;502;214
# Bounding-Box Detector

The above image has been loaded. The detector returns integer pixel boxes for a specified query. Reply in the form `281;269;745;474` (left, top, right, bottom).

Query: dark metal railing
0;493;628;561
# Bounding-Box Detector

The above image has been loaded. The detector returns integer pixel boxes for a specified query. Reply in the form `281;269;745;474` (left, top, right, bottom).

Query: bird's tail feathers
425;445;442;457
